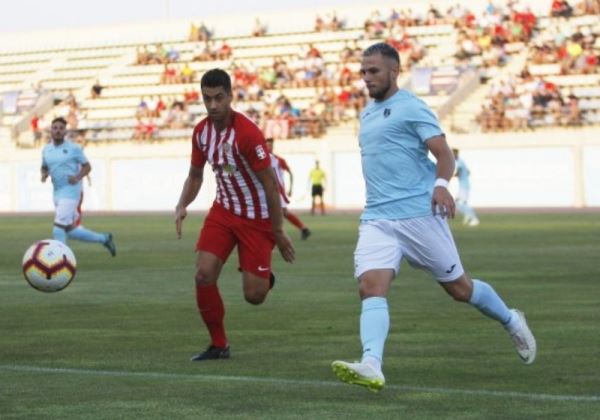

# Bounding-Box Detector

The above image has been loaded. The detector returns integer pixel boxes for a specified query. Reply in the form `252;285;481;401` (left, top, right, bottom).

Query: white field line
1;364;599;403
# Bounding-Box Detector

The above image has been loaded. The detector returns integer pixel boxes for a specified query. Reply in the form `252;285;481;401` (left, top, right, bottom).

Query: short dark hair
201;68;232;92
51;117;67;126
363;43;400;66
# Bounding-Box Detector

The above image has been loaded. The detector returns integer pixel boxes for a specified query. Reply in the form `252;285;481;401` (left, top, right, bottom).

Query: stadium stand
1;0;598;147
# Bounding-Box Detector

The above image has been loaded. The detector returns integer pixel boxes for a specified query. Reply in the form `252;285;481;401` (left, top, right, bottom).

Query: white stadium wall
2;128;600;212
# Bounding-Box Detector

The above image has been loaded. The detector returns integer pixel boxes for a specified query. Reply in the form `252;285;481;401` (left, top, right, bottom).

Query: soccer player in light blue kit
41;117;116;256
331;43;536;392
453;148;480;226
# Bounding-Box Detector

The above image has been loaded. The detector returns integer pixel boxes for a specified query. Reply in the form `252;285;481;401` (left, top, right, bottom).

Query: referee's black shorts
312;185;323;197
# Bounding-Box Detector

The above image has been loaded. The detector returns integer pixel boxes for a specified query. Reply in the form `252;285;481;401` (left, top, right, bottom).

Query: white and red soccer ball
22;240;77;292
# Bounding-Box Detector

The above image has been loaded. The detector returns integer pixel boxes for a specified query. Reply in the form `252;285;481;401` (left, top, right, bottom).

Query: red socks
195;283;227;348
285;211;305;230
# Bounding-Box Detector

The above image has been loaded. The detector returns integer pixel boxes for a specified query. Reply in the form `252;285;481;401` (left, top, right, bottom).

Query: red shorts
196;203;275;279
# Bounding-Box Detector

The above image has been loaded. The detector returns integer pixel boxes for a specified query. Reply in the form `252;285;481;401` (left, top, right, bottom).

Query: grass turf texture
1;212;599;419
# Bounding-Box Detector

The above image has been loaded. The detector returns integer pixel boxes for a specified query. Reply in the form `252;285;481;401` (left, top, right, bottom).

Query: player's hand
68;175;79;184
431;186;455;219
175;206;187;239
274;230;295;263
41;174;48;183
287;189;292;197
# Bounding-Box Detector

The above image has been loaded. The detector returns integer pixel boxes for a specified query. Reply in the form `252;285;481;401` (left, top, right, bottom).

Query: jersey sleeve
409;100;445;143
74;144;89;165
190;123;206;168
238;119;271;172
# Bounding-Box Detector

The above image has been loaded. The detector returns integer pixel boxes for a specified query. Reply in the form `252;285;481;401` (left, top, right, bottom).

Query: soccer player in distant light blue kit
331;43;536;392
453;148;480;226
41;117;116;256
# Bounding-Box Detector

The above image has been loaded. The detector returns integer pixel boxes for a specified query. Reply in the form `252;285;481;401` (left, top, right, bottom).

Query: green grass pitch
1;212;599;419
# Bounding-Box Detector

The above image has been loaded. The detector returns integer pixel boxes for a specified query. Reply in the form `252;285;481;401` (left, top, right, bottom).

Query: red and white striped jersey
191;111;271;219
270;153;290;205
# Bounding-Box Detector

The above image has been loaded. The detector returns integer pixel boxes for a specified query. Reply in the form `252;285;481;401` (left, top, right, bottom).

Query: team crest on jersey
222;163;235;174
384;108;391;118
255;145;266;160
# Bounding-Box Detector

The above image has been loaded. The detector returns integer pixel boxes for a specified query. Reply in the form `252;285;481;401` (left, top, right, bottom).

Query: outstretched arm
175;164;204;239
427;135;456;218
255;166;295;263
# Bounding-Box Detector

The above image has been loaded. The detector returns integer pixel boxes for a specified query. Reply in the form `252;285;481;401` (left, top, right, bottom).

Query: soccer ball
22;239;77;293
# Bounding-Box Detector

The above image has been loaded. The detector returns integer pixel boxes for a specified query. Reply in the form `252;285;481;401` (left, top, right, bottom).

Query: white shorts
354;215;464;282
54;198;81;227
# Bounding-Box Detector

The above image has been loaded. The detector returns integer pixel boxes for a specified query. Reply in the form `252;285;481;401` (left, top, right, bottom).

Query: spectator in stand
164;102;190;129
327;11;344;31
146;96;158;118
134;117;157;141
252;18;268;37
306;43;322;59
577;0;600;14
161;64;178;84
137;97;149;118
90;80;104;99
155;95;167;117
166;45;180;62
31;114;42;147
565;94;582;126
192;41;216;62
189;21;212;42
180;63;195;83
62;89;77;108
216;41;233;60
184;88;200;105
136;46;150;65
314;15;325;32
551;0;574;17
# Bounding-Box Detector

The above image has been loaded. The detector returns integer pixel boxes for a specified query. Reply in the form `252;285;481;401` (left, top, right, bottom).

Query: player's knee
443;284;471;302
194;269;215;286
451;288;471;302
244;290;266;305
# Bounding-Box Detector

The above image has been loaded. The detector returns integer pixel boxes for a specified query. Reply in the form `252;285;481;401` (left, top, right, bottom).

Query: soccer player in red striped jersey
175;69;295;361
265;138;311;240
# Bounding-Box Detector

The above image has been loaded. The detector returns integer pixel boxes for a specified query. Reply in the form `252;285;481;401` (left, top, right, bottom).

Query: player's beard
369;80;391;101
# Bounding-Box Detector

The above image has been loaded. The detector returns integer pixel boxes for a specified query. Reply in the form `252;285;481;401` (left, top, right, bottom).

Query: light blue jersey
455;158;470;190
42;140;88;200
358;89;444;220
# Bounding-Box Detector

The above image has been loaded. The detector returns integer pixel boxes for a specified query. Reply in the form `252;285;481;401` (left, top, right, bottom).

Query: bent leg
67;226;107;243
241;271;270;305
440;273;512;325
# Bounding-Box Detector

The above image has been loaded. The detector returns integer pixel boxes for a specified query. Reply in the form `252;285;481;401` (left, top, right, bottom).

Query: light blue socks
360;297;389;367
52;226;67;243
469;279;515;327
67;226;107;243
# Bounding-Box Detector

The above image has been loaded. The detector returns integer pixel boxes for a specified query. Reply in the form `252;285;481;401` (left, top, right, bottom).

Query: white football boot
331;360;385;392
508;309;537;364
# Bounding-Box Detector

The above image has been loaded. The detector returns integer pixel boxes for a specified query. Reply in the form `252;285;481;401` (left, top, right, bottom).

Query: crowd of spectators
475;0;599;131
27;0;600;146
526;28;598;75
477;74;585;131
